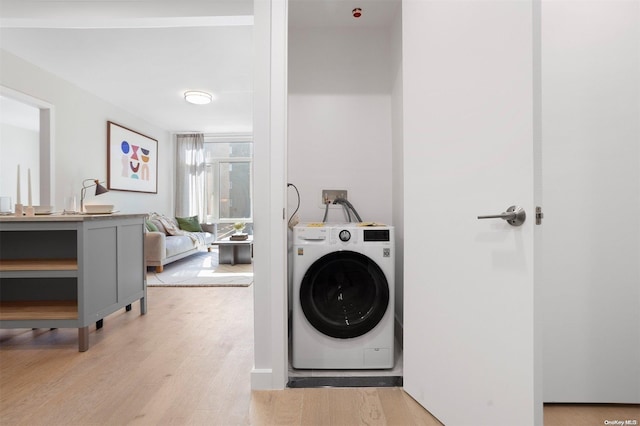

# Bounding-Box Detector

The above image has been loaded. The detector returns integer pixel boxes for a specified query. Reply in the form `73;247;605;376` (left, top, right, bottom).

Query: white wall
0;49;173;215
541;1;640;403
251;0;288;390
287;27;393;226
390;7;404;337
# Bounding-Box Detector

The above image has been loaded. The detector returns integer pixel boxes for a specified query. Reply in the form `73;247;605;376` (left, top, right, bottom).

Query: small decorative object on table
231;222;248;241
0;197;12;216
24;168;35;217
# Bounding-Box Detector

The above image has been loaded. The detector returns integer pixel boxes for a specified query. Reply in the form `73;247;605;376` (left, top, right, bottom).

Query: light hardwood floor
1;287;638;425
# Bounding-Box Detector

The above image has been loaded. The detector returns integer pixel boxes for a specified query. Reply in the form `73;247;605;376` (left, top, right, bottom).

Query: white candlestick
28;168;32;207
16;165;21;205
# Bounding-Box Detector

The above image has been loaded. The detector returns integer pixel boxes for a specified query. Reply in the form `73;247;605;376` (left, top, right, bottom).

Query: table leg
78;326;89;352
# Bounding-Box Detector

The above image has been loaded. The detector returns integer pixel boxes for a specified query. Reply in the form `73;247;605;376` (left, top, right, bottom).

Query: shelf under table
0;300;78;320
0;259;78;272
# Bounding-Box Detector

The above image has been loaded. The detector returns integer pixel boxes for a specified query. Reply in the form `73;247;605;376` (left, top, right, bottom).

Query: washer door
299;250;389;339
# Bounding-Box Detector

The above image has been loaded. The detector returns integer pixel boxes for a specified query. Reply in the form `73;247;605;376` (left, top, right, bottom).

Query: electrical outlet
321;189;348;205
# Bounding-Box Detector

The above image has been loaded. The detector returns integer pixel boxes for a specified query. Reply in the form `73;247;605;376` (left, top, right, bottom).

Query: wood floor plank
358;388;387;425
1;286;636;425
299;388;332;425
377;387;444;426
269;389;305;426
250;391;279;425
544;404;640;426
326;388;364;426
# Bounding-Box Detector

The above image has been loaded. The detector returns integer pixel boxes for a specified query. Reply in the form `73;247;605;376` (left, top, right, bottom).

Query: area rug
147;250;253;287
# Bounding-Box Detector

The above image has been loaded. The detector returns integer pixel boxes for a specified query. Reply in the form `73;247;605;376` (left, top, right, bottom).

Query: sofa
144;213;216;273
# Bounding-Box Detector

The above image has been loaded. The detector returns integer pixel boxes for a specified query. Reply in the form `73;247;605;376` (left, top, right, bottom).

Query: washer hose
333;198;362;223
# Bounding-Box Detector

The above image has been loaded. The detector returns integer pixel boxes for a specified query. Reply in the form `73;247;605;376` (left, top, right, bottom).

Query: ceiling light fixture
184;91;212;105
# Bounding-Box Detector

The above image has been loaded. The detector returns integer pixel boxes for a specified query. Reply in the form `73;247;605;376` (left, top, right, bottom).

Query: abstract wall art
107;121;158;193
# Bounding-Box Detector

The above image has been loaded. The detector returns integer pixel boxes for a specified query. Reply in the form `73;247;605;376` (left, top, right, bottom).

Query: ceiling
289;0;400;29
1;25;254;134
0;0;399;135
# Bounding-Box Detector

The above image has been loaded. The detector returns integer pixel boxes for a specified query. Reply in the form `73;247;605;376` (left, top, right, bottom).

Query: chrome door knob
477;205;526;226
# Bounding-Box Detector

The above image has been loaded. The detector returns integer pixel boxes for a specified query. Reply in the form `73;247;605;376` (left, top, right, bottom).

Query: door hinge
535;206;544;225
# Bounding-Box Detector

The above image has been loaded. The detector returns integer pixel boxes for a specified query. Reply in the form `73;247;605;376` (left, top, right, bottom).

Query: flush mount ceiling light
184;91;212;105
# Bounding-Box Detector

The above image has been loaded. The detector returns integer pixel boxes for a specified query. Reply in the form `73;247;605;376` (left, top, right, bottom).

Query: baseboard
251;368;282;390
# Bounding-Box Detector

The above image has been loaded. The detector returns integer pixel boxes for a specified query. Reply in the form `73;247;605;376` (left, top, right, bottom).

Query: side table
211;236;253;265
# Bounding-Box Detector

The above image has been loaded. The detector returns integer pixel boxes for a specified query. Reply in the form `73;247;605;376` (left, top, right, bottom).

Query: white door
402;1;542;425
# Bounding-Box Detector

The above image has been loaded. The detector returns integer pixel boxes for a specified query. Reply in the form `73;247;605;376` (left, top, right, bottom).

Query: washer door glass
300;250;389;339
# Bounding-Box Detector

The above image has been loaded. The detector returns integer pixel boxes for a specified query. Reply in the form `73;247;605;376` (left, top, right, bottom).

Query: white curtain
175;133;205;220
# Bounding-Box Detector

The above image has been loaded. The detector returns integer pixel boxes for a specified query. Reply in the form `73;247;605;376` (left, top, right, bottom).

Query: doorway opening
0;87;54;209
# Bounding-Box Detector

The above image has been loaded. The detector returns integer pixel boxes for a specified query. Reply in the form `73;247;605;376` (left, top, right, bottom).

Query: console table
0;214;147;351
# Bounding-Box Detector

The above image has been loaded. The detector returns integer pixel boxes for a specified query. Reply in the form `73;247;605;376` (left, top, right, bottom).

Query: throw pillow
158;216;179;235
146;220;159;232
176;216;203;232
150;219;167;234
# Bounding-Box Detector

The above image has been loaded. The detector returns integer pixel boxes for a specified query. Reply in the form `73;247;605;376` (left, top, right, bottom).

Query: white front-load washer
292;223;395;369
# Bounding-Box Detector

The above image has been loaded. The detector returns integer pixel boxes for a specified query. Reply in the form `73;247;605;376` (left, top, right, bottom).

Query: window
204;137;253;236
